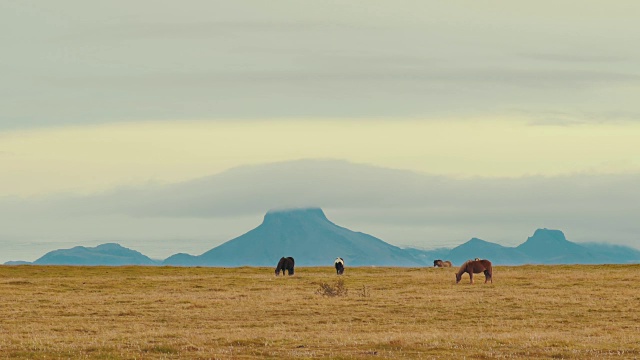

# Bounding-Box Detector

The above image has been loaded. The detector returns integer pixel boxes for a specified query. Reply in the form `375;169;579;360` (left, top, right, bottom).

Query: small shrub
357;285;370;298
316;279;348;297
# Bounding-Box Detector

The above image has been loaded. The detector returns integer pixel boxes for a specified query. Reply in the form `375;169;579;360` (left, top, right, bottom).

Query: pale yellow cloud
1;118;639;197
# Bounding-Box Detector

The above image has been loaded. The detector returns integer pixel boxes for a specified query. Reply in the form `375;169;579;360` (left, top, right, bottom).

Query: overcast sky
1;1;639;261
3;1;640;130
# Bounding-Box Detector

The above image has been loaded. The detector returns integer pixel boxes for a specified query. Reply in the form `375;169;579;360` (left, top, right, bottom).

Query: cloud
8;65;633;132
54;20;334;44
2;119;640;197
2;1;640;130
512;109;640;126
519;53;628;64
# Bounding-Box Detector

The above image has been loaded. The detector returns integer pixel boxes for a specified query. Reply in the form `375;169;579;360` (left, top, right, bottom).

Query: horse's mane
456;260;472;276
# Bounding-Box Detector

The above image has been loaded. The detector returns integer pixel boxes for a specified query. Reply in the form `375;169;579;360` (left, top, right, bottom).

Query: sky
1;1;639;262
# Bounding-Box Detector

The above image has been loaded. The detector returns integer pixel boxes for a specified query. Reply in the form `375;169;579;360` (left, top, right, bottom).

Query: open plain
1;264;639;359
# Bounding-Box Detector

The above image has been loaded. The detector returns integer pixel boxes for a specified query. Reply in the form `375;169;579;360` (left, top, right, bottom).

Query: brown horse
433;259;452;267
455;259;492;284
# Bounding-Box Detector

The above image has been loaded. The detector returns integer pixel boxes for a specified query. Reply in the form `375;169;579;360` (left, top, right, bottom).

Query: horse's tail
286;257;295;275
484;262;493;283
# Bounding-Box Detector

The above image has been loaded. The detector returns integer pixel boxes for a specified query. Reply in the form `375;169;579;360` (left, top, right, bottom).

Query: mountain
441;229;640;265
447;238;533;266
164;208;425;267
579;243;640;264
33;243;160;266
516;229;599;264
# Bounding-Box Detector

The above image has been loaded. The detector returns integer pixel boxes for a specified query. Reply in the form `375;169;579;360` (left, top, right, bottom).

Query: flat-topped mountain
516;228;599;264
163;208;424;266
33;243;160;266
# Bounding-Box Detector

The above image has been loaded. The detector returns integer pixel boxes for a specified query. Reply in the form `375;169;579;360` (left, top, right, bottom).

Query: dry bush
315;279;348;297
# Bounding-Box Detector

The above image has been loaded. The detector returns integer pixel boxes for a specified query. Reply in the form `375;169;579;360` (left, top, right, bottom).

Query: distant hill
164;208;425;267
440;229;640;265
579;243;640;264
33;243;160;266
447;238;533;266
3;261;31;265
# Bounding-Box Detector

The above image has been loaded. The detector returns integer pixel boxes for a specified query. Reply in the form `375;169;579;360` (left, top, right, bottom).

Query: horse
455;259;492;284
334;257;344;275
275;257;295;276
433;259;453;267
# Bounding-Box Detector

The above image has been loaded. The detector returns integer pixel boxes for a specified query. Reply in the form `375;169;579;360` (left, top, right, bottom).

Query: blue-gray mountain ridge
30;243;161;266
163;208;425;266
6;208;640;266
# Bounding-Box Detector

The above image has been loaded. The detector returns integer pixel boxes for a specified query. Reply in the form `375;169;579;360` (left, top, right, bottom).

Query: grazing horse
334;257;344;275
455;259;492;284
275;257;295;276
433;259;452;267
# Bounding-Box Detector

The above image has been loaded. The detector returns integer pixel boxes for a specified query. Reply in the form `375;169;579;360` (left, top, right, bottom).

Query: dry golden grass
1;264;639;359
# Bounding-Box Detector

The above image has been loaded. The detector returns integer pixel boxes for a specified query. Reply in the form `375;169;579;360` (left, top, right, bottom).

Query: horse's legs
483;270;487;283
469;272;474;284
484;270;492;283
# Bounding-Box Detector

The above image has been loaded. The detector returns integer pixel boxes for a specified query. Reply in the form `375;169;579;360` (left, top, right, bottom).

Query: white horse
334;257;344;275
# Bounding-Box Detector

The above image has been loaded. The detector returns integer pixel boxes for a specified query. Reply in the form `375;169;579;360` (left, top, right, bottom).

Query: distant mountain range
30;243;161;266
5;208;640;266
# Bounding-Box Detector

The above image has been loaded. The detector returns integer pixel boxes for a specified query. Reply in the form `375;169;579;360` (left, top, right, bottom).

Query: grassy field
1;264;639;359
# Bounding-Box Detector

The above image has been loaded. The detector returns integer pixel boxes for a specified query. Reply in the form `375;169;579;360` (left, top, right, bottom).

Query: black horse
334;257;344;275
275;257;295;276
